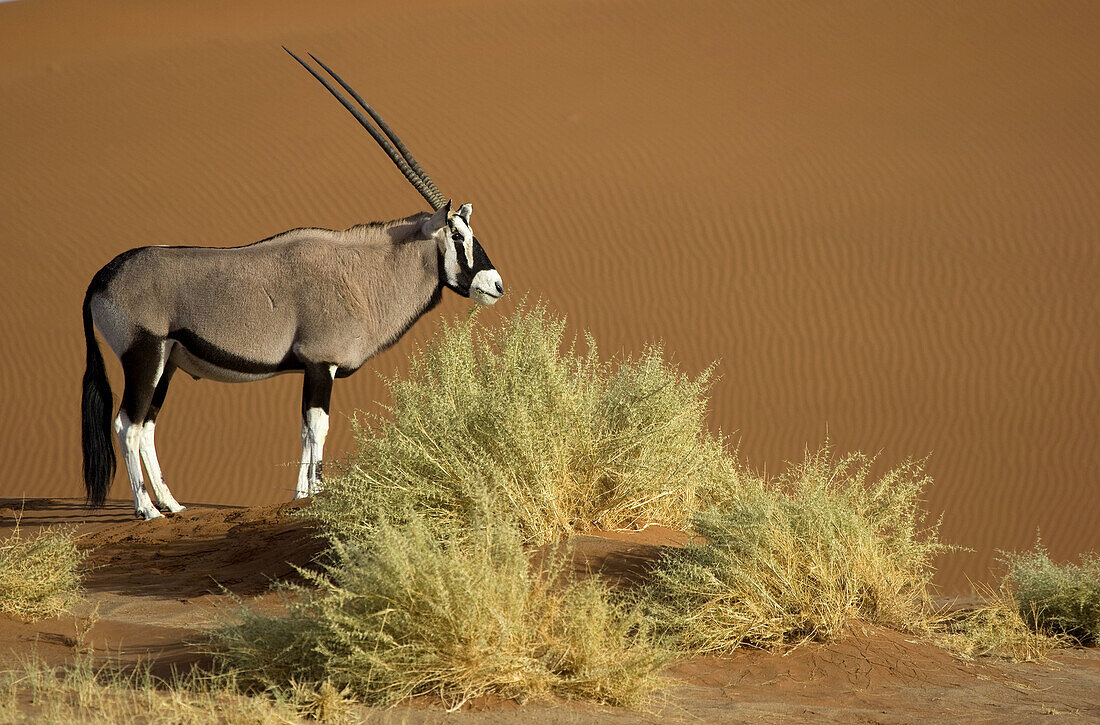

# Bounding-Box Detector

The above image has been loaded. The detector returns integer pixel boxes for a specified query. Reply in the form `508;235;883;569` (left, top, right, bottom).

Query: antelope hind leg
139;420;185;513
117;333;170;520
115;411;161;520
139;361;185;513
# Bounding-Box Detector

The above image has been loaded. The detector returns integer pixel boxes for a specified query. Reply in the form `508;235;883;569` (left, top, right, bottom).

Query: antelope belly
168;340;294;383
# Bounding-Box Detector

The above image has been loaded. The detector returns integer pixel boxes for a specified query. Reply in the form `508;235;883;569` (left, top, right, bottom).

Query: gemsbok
81;49;503;519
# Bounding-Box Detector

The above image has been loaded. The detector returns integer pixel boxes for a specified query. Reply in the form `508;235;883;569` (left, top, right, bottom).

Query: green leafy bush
1002;542;1100;645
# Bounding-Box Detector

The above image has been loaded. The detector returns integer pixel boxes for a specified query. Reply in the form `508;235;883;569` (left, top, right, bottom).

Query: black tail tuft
81;294;115;507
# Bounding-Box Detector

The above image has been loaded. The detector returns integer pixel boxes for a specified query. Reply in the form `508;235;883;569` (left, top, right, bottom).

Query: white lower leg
295;423;311;499
139;421;185;513
294;407;329;499
306;407;329;496
114;412;162;520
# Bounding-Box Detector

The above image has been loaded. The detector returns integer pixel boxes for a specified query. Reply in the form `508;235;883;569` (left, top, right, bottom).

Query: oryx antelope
81;50;503;519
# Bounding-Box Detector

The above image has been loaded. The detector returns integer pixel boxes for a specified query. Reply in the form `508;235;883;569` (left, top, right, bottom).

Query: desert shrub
1001;542;1100;645
308;301;741;545
0;521;85;621
211;514;667;710
640;448;945;652
0;657;312;724
933;584;1064;662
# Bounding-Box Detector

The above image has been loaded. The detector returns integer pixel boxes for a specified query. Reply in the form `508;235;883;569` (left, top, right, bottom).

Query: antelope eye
451;232;463;243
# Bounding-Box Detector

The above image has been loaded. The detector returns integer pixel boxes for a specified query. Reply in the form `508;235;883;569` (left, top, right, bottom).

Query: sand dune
1;0;1098;591
2;499;1098;720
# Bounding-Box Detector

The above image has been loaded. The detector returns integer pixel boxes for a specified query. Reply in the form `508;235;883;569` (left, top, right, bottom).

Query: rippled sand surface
1;0;1097;590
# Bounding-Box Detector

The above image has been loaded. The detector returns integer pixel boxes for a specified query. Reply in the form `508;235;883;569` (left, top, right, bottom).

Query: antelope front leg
296;364;335;499
295;418;327;498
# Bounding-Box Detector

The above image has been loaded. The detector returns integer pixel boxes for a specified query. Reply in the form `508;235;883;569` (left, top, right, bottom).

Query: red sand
1;499;1097;721
1;0;1098;594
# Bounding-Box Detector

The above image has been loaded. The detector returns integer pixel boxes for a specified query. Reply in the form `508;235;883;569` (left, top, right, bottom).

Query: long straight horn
307;53;446;209
283;47;448;211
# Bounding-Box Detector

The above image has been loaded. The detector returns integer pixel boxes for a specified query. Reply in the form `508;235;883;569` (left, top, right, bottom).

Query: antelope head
421;202;502;304
285;48;504;306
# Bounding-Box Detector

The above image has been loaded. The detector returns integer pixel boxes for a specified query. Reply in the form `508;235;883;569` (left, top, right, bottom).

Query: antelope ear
457;203;472;224
422;202;451;236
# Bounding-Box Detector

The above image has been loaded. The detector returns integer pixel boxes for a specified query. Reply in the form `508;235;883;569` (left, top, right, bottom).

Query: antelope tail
81;292;115;507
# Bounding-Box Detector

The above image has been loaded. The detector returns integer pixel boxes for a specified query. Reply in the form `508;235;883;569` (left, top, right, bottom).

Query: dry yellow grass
123;303;1097;714
0;657;314;725
640;448;946;652
0;519;85;621
308;302;741;546
212;514;668;710
933;584;1064;662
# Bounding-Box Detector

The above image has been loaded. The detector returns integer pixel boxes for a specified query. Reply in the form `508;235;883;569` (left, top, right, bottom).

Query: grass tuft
1001;541;1100;645
0;656;308;724
933;584;1063;661
308;301;740;545
640;447;946;652
211;514;668;710
0;519;85;621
